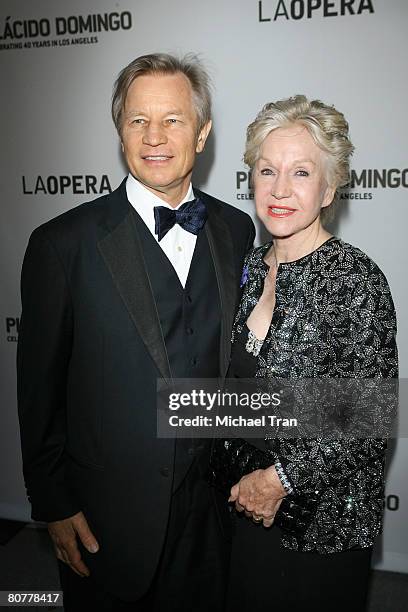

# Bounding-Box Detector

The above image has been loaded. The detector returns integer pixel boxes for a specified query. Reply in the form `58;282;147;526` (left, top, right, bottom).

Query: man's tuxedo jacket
17;179;255;599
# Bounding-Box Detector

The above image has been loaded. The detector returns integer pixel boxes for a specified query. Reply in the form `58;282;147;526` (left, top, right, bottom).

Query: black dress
226;326;372;612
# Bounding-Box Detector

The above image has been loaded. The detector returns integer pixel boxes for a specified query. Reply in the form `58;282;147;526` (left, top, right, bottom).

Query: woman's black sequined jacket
211;237;398;553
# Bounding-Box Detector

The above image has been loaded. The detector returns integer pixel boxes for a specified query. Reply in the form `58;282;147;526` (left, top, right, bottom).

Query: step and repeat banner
1;0;407;572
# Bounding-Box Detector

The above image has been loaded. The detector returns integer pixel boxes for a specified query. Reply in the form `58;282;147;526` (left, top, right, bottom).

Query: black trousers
227;513;372;612
58;462;230;612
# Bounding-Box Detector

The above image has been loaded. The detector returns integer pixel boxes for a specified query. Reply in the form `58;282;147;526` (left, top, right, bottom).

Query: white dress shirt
126;173;198;288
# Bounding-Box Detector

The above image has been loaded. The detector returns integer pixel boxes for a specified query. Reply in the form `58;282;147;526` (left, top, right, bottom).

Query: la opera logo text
22;175;112;196
258;0;374;21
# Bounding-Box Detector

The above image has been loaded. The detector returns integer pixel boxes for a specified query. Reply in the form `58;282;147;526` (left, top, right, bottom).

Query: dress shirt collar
125;173;194;233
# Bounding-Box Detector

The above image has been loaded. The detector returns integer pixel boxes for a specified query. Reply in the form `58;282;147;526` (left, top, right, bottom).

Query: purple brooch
240;265;249;288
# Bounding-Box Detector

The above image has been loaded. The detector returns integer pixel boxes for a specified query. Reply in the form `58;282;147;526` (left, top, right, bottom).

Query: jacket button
187;447;195;456
160;467;170;477
186;327;193;335
186;295;193;303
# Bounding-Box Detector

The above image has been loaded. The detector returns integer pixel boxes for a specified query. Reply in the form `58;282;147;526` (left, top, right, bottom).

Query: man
17;53;254;611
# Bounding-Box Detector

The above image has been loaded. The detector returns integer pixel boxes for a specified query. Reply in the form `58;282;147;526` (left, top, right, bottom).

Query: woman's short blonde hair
244;95;354;222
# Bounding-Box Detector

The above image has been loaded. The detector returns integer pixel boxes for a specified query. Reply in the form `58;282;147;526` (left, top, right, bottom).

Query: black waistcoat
131;209;222;487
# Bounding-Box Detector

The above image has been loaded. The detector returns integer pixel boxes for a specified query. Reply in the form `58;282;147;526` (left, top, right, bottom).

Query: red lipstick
267;206;296;218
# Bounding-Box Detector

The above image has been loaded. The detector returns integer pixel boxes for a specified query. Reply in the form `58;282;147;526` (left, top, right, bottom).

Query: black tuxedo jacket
17;178;255;599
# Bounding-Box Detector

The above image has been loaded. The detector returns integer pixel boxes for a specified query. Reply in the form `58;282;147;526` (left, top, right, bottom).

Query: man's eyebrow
124;109;185;117
123;109;146;117
164;110;185;116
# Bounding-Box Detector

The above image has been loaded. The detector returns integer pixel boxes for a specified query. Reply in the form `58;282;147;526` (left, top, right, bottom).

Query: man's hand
229;466;286;527
48;511;99;577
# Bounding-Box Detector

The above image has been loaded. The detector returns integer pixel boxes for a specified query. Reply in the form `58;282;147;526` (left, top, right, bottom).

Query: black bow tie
154;197;207;242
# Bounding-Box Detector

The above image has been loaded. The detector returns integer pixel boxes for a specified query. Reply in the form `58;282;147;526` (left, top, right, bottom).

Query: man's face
121;72;211;207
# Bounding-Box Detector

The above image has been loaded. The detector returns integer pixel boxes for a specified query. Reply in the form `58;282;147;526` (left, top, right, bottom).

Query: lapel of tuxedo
98;185;171;382
198;191;237;378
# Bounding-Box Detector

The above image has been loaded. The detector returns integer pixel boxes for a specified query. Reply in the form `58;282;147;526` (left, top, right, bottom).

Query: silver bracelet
275;461;294;495
245;329;264;357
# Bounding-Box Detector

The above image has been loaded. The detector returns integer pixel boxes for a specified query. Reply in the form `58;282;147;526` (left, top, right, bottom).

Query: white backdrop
1;0;407;572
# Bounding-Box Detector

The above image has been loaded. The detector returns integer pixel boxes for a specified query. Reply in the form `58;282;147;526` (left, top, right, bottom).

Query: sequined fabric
212;237;398;554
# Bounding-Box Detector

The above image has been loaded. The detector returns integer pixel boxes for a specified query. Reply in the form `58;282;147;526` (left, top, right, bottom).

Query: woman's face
253;124;335;239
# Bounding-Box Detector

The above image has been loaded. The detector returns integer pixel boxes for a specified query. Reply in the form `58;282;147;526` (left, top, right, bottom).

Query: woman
210;95;398;611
